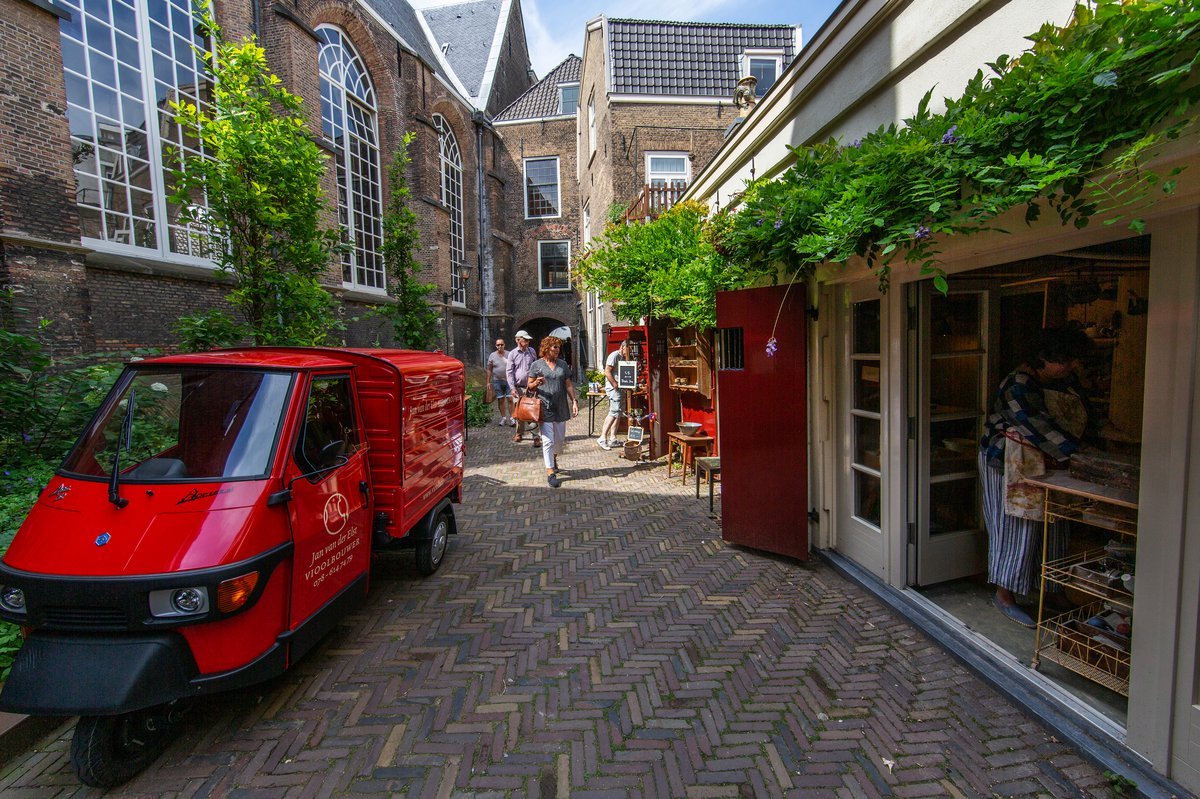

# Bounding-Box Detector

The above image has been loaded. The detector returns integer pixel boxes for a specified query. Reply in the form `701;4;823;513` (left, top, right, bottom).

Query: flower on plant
765;336;779;357
150;382;169;392
21;432;31;443
774;219;783;229
941;125;958;145
755;219;764;227
852;138;862;149
915;225;931;240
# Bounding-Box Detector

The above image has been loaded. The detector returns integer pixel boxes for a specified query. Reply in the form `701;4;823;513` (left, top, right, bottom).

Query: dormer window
742;50;784;96
559;83;580;115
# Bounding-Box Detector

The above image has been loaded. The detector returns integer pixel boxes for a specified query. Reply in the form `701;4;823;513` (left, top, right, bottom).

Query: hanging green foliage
574;201;773;329
718;0;1200;290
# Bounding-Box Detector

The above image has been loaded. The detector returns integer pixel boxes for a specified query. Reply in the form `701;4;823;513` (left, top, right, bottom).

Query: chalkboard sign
626;426;644;443
617;360;637;390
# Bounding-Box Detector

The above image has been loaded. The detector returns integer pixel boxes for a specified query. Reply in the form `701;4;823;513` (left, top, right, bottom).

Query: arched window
318;27;384;292
58;0;214;260
433;114;465;305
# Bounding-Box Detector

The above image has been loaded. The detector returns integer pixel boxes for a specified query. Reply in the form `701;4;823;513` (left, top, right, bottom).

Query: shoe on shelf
598;439;612;450
991;595;1035;628
547;473;560;488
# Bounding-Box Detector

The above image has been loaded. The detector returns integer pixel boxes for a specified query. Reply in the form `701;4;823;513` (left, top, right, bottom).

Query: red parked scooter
0;347;465;786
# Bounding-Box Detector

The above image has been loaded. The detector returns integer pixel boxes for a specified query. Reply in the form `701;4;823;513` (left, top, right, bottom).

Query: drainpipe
473;112;494;366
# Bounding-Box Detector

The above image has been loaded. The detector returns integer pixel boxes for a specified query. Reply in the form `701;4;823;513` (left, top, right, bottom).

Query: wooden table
586;391;606;436
666;431;713;484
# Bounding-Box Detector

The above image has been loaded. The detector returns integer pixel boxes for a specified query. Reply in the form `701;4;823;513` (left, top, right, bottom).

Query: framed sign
617;360;638;390
626;426;644;443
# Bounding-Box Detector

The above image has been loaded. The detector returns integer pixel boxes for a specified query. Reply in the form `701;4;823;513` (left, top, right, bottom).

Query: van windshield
61;368;293;481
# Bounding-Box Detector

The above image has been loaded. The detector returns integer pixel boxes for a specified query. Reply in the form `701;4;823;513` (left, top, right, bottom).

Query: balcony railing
619;184;686;224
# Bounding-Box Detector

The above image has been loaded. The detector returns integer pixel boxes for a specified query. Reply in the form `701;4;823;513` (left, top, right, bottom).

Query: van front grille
40;606;130;629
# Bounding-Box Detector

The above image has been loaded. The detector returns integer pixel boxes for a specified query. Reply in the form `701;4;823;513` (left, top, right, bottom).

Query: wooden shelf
667;326;712;398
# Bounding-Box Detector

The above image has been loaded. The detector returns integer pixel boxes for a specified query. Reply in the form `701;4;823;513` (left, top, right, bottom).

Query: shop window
318;27;384;292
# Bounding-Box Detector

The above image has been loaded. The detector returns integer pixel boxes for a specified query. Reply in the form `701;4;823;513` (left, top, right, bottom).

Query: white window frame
538;240;571;293
434;114;466;306
742;49;784;96
644;152;691;188
558;82;580;116
523;156;561;219
587;94;596;157
318;26;385;294
59;0;216;266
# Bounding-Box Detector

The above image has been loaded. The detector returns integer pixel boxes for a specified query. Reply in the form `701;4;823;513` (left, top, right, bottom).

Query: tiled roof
494;55;581;122
421;0;504;98
607;19;795;97
361;0;445;80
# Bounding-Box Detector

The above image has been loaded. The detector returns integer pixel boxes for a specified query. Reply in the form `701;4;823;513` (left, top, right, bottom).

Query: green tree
375;133;440;349
169;8;342;348
575;201;771;330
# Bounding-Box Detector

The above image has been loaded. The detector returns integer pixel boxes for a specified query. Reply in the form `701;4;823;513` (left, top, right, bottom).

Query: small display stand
1026;472;1138;696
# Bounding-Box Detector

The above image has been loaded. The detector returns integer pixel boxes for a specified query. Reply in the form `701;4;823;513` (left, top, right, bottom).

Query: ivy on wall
578;0;1200;327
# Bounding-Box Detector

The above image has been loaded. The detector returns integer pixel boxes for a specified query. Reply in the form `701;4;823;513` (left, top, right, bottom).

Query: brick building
0;0;533;363
1;1;799;373
493;55;582;366
576;18;797;369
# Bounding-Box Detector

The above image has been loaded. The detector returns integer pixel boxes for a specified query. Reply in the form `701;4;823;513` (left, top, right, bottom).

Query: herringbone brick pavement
0;416;1113;798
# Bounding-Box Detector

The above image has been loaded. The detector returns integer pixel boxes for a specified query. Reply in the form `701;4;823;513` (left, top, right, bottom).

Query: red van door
715;284;809;559
286;374;372;626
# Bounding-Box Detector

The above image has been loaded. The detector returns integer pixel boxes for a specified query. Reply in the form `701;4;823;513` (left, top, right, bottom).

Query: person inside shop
485;337;512;427
597;339;631;451
506;330;540;446
978;326;1136;627
526;336;578;488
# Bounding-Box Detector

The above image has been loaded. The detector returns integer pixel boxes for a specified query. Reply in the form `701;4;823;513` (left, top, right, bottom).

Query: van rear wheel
71;703;182;788
415;510;451;575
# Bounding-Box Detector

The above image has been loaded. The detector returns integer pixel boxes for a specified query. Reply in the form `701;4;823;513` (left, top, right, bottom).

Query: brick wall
496;117;578;349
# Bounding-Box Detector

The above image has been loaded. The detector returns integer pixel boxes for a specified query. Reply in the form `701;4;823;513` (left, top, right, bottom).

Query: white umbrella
549;325;572;339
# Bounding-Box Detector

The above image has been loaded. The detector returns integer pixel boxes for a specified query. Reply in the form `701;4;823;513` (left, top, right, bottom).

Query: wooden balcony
619;184;686;224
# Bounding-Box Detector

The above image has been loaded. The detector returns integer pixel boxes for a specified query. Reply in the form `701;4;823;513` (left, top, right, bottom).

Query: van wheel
71;703;182;788
415;510;451;575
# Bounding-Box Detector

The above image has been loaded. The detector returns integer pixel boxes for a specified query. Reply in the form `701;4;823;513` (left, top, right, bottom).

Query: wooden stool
694;456;721;514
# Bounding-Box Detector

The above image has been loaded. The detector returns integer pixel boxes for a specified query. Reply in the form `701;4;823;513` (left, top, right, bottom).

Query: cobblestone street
0;416;1112;798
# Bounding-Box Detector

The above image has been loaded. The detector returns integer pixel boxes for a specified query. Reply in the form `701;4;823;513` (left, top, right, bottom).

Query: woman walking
526;336;578;488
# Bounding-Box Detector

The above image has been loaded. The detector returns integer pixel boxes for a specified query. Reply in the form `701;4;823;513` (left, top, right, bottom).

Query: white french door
910;282;992;585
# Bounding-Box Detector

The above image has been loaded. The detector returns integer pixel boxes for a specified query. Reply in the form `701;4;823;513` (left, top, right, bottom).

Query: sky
413;0;844;80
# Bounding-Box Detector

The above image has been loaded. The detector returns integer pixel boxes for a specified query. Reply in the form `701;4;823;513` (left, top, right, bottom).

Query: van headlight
0;586;25;614
148;586;209;618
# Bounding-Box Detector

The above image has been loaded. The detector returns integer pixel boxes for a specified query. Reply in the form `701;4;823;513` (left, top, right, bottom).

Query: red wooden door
715;284;809;559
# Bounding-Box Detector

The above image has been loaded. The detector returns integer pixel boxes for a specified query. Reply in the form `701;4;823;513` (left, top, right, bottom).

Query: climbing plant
718;0;1200;291
577;0;1200;326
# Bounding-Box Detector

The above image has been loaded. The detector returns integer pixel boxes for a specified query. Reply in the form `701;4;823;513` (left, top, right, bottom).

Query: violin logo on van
323;493;350;535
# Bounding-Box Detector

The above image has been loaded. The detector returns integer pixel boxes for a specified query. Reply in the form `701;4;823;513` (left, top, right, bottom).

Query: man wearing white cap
505;330;540;445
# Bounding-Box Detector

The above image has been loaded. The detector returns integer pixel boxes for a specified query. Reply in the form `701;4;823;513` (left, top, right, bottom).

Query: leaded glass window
318;27;384;292
59;0;214;258
434;114;465;305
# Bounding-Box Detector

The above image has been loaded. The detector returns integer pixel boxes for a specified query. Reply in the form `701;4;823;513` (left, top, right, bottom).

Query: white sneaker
598;439;612;450
497;418;506;426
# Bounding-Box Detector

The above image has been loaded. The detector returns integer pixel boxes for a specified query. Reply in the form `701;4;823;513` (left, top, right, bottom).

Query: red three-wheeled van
0;347;465;786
